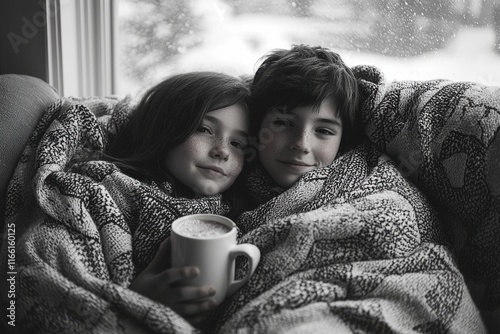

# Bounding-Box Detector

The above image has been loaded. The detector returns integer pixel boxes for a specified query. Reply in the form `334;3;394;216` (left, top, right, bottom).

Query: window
52;0;116;97
57;0;500;96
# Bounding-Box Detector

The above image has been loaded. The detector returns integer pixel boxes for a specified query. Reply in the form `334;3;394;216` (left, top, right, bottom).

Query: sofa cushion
0;74;59;224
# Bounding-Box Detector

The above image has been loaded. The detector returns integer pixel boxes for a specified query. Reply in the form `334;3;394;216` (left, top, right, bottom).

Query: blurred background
115;0;500;96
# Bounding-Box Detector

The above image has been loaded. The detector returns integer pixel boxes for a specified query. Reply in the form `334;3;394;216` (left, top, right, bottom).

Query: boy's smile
277;159;316;172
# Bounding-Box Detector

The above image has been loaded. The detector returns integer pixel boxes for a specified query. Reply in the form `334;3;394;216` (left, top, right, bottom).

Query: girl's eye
197;126;212;134
231;140;247;150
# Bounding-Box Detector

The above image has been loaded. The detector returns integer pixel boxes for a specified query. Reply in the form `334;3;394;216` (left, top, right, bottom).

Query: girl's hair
104;71;250;217
250;44;362;154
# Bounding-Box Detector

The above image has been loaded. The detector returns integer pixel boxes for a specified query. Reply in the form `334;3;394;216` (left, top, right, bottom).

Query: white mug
171;214;261;306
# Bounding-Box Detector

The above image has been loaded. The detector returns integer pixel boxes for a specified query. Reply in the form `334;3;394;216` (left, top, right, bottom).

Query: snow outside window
114;0;500;96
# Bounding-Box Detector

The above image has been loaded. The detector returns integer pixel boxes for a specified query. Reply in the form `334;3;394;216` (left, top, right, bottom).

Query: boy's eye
272;119;292;127
316;128;336;136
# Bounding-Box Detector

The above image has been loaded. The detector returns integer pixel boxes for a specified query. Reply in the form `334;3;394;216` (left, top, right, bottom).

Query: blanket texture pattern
0;66;492;333
353;65;500;322
1;97;230;333
207;145;484;333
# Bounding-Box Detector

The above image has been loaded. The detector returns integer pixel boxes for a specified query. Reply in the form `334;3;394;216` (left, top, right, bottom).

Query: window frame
46;0;117;97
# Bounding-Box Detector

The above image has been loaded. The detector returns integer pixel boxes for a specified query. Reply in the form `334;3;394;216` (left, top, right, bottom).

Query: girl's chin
192;184;226;197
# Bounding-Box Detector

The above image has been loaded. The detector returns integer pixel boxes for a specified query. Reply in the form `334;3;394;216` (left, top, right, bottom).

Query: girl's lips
198;165;227;178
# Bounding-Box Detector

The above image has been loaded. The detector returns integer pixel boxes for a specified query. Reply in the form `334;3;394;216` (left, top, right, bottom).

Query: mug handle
227;243;261;297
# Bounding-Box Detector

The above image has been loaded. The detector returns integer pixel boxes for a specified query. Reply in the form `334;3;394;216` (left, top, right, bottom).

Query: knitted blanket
1;97;231;333
1;65;492;333
207;144;484;333
353;65;500;329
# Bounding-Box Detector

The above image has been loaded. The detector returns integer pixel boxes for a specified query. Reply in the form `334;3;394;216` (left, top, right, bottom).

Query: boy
249;44;363;188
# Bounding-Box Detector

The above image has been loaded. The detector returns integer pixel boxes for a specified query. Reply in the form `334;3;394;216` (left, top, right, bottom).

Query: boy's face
164;104;249;196
258;96;342;188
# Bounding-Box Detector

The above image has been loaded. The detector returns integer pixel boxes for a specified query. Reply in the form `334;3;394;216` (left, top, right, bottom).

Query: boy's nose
289;130;310;154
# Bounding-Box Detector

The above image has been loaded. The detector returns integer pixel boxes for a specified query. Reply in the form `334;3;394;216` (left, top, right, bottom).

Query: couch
0;74;59;225
0;73;498;332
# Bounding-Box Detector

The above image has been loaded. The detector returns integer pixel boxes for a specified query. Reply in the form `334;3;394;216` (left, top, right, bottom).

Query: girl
105;71;250;204
104;71;251;323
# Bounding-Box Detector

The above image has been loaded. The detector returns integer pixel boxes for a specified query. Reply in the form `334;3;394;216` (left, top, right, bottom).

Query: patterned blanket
1;65;493;333
1;97;230;333
207;145;484;333
353;65;500;329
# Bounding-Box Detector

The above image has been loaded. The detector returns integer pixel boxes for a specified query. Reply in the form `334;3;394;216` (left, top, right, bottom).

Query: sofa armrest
0;74;59;224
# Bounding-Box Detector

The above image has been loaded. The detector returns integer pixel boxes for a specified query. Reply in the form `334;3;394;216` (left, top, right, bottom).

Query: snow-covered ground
116;2;500;95
345;26;500;85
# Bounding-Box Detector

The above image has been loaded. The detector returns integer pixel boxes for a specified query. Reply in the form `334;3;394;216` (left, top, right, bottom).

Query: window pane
115;0;500;95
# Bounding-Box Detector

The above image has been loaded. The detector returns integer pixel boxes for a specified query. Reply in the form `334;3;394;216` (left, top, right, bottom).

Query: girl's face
164;104;249;196
258;96;342;188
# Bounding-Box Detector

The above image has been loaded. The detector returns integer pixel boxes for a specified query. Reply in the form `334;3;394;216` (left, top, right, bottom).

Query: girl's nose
210;140;230;161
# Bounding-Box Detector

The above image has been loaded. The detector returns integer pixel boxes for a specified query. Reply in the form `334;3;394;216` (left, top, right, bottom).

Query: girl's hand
129;238;217;320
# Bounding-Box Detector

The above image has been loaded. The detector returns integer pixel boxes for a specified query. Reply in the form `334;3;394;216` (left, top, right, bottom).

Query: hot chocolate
175;219;231;238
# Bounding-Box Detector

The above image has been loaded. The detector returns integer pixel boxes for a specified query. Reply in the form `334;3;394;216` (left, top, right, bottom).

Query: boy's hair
104;71;251;217
250;44;362;154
